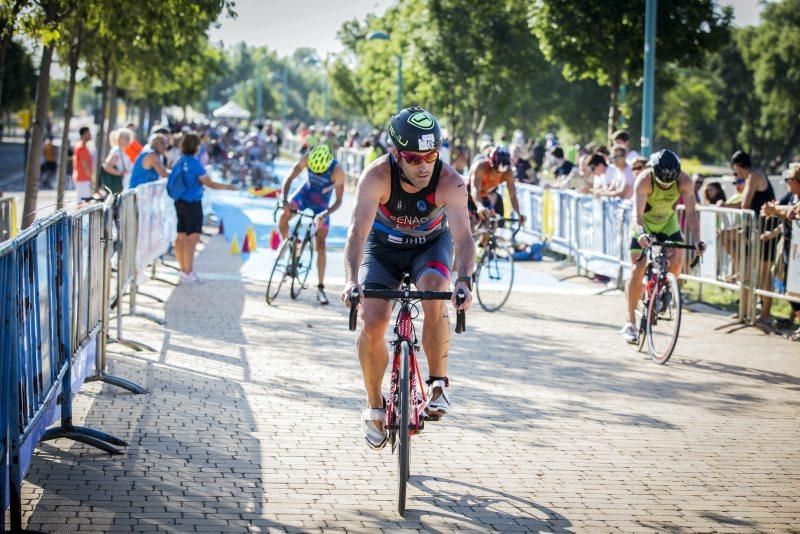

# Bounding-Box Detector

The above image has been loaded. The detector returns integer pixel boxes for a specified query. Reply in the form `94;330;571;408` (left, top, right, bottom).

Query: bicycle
348;275;466;516
634;240;701;364
265;204;316;304
472;215;522;312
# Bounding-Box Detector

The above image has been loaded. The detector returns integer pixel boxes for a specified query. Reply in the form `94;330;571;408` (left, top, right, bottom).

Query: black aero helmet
388;106;442;152
648;148;681;184
490;145;511;168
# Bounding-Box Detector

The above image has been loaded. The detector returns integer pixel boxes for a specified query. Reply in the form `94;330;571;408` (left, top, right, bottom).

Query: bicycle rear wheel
646;273;682;364
266;238;292;305
475;244;514;312
290;236;314;299
397;341;410;516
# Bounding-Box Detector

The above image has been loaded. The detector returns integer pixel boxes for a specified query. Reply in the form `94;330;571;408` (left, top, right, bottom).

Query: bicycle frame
387;303;427;439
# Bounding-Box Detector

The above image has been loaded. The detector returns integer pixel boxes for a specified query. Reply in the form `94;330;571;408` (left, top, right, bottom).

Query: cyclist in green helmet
621;149;704;344
280;144;345;305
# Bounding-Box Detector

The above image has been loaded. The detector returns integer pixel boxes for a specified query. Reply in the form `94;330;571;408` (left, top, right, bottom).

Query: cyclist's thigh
358;235;406;291
411;230;453;286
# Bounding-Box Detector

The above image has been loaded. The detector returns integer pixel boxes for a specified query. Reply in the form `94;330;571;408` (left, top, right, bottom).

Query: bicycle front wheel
397;341;410;517
266;238;292;305
635;297;648;353
646;272;682;364
290;236;314;299
475;244;514;312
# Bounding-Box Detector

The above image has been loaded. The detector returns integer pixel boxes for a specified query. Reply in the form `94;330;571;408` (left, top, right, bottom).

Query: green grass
682;280;796;322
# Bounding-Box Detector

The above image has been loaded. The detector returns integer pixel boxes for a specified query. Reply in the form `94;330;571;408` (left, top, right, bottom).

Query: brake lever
454;290;466;334
348;288;360;332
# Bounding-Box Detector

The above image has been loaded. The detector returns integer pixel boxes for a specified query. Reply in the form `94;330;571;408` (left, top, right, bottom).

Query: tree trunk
0;0;27;119
607;72;621;143
56;20;83;209
107;68;118;133
94;53;110;182
138;99;147;138
21;41;55;228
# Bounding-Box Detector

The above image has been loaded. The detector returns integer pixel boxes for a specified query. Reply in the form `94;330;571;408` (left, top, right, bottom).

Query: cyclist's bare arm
439;167;475;310
282;155;307;201
502;170;523;217
633;169;653;235
678;171;702;247
468;160;485;208
343;159;389;298
322;164;346;218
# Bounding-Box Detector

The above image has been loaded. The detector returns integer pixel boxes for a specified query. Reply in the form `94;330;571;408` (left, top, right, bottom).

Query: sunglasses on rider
397;150;439;165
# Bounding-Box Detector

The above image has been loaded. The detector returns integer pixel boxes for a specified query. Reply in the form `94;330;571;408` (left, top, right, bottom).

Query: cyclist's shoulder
438;162;467;189
357;154;392;192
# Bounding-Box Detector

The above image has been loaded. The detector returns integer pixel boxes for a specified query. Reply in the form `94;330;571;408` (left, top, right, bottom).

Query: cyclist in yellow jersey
621;149;704;344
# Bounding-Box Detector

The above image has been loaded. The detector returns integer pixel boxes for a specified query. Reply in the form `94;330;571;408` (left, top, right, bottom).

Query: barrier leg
125;281;166;326
85;372;148;394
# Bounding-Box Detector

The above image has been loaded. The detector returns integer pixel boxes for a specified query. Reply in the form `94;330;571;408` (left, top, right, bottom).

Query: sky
210;0;763;57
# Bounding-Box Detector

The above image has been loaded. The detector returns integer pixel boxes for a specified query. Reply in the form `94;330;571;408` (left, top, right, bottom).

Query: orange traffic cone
219;219;224;234
270;229;280;250
241;233;251;253
229;234;240;255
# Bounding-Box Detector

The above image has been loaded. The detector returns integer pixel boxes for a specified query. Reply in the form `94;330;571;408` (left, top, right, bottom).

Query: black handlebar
634;239;706;268
347;288;467;333
273;201;317;222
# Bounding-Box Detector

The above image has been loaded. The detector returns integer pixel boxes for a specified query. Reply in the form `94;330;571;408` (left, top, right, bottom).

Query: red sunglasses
397;150;438;165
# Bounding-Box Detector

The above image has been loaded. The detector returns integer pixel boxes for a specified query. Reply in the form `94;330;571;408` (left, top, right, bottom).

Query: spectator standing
760;166;800;340
531;138;546;173
169;132;236;284
552;147;575;181
704;181;727;205
729;150;776;325
129;134;169;189
41;135;57;188
512;144;535;184
597;145;634;200
726;175;746;205
124;123;144;163
72;127;94;202
101;128;133;193
588;153;615;195
612;129;640;164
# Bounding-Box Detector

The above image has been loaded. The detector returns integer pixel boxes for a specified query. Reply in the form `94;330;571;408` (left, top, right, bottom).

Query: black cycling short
175;200;203;235
359;229;453;290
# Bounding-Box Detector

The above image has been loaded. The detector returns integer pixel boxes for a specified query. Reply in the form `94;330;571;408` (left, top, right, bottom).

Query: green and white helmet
306;144;334;174
388;107;442;152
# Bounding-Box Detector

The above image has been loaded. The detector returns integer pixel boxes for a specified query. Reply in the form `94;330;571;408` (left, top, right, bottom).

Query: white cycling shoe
362;400;388;450
620;322;638;344
425;378;451;420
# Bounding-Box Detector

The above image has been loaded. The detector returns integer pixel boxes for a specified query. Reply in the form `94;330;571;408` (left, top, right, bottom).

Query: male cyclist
468;145;526;226
280;144;345;305
341;107;475;450
620;149;704;343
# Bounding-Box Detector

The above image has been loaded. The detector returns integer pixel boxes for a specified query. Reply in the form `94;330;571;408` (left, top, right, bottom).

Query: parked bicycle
472;216;522;312
265;204;316;304
348;274;466;516
635;240;702;364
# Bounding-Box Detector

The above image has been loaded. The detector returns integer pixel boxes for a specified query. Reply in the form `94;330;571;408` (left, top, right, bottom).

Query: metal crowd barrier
1;211;126;531
336;147;366;183
130;179;177;316
749;215;800;322
0;197;18;242
516;184;800;326
111;190;152;352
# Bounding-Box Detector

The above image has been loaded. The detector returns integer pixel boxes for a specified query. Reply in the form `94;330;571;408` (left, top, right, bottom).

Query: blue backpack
167;158;189;200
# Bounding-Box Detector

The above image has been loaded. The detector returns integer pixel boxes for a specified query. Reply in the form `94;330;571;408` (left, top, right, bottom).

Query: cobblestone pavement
14;233;800;533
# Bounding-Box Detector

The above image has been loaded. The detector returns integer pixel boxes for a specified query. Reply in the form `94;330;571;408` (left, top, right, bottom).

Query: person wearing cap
341;107;474;450
279;143;345;305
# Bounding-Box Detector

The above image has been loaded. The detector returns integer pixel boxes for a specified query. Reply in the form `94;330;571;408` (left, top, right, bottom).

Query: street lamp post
366;31;402;112
641;0;657;157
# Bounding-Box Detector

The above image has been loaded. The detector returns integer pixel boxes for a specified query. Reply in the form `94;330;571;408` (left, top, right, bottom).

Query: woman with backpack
168;132;236;284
